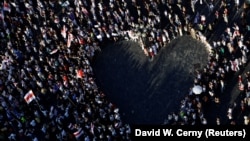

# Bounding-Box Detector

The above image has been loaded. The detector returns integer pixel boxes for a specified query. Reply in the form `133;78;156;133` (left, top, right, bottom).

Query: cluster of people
163;0;250;125
0;0;136;140
121;0;194;60
236;71;250;125
0;0;250;140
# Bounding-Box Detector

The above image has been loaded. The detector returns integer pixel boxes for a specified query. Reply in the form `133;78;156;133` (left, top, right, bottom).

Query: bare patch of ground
92;35;209;124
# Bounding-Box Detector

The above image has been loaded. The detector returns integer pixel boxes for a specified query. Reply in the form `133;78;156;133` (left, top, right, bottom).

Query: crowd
0;0;250;140
0;0;135;140
163;0;250;125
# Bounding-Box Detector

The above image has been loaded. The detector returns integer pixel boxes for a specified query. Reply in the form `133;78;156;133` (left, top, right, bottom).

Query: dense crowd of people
163;0;250;125
0;0;250;141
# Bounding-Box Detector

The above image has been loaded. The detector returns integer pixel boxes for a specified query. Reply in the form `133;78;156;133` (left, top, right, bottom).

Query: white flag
50;49;58;55
61;25;67;39
90;122;94;135
67;33;74;48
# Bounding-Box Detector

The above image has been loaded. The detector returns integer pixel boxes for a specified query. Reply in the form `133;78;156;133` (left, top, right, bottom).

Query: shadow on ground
92;35;209;124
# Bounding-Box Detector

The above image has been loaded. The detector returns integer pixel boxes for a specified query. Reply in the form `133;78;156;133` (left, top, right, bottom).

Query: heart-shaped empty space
93;35;210;124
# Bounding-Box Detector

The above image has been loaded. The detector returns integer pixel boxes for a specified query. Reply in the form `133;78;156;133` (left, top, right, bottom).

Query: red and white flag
73;127;84;139
24;90;36;104
76;69;84;79
77;36;85;45
3;1;11;12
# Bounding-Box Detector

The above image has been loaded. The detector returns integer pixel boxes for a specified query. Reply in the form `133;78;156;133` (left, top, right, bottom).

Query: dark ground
92;36;209;124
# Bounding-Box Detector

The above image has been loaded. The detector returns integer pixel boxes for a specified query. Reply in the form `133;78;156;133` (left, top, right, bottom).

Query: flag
76;69;84;79
63;75;69;86
90;122;94;135
73;127;84;139
61;25;67;39
10;2;16;7
77;36;85;45
3;1;11;12
82;7;89;16
67;33;73;48
50;49;58;55
24;90;36;104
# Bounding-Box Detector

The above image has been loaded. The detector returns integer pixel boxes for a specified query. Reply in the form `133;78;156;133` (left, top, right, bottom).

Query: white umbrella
192;85;203;95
